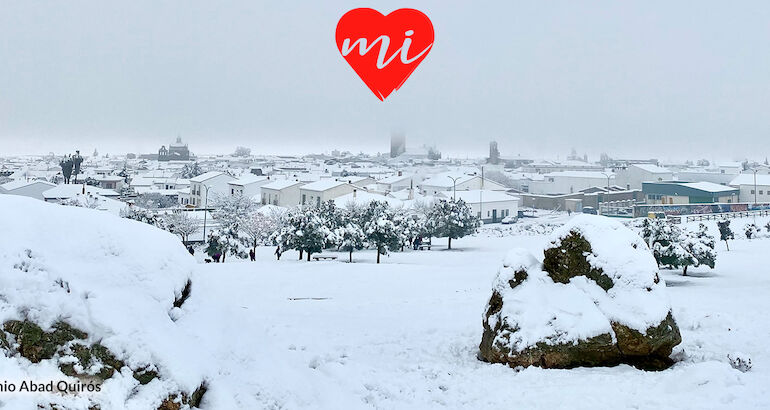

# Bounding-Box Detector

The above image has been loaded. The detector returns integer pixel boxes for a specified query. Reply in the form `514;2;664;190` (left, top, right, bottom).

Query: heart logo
335;8;434;101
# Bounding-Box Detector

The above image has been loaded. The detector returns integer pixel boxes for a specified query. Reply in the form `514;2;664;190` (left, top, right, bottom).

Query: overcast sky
1;1;769;161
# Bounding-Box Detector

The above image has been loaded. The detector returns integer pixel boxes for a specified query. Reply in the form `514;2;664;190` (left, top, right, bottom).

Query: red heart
336;8;434;101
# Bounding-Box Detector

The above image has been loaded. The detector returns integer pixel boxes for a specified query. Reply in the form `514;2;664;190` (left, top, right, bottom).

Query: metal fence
685;209;770;223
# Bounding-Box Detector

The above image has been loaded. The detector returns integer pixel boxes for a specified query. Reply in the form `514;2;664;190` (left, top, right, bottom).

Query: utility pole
754;168;758;205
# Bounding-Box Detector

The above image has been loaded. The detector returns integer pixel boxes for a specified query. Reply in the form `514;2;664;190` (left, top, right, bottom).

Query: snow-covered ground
182;226;770;409
2;197;769;409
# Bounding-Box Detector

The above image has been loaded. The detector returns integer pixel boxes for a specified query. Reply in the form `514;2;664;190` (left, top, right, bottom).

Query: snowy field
182;224;770;409
2;196;769;409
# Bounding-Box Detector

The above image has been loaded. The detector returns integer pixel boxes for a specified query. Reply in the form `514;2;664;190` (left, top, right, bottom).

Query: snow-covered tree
718;220;734;251
180;162;204;179
425;198;480;249
360;201;402;263
210;193;256;261
333;223;367;262
120;206;165;228
316;200;345;247
679;223;717;275
393;209;426;251
163;211;200;242
641;218;685;268
240;211;277;253
273;207;329;261
134;192;178;209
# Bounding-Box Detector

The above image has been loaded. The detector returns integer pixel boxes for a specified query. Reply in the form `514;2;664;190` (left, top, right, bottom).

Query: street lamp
201;183;211;240
447;176;460;200
600;172;612;214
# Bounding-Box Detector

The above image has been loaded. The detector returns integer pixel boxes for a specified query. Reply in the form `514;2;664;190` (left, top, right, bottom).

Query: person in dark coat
249;249;256;261
274;246;282;260
187;245;195;256
213;253;221;263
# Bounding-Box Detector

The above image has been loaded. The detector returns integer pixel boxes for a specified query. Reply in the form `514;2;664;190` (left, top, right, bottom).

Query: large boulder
479;215;681;370
0;196;205;409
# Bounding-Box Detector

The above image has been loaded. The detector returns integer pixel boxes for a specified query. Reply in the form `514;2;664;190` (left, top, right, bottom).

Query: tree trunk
448;237;452;250
222;253;226;262
377;246;381;264
299;249;303;260
725;240;730;251
307;252;311;261
683;266;688;276
349;249;353;263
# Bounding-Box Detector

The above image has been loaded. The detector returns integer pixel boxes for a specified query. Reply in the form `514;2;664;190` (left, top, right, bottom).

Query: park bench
312;255;338;261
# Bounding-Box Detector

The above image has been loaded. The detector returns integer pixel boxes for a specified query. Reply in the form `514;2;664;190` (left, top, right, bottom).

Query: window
302;194;306;205
316;197;321;207
751;190;756;194
760;190;764;195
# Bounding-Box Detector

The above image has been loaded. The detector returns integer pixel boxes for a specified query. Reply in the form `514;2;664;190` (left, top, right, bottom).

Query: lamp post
447;176;460;200
600;172;612;214
753;168;758;205
201;183;211;240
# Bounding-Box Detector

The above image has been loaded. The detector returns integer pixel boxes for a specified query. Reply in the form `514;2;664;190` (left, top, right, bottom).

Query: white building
614;164;673;190
188;171;236;208
0;180;56;201
376;174;413;193
261;180;304;207
94;175;126;191
448;190;519;223
419;173;506;196
299;180;356;206
41;184;120;203
528;171;615;195
729;174;770;203
228;175;271;197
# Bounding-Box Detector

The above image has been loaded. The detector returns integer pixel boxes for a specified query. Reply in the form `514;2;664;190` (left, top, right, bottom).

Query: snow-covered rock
479;215;682;370
0;196;203;409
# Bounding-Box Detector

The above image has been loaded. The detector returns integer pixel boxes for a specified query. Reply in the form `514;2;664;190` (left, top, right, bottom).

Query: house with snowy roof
729;174;770;203
299;179;357;207
261;180;304;207
227;175;271;198
187;171;235;208
41;184;120;203
418;173;506;196
376;174;413;193
439;190;519;223
0;179;56;201
528;171;615;195
642;181;738;204
614;164;673;190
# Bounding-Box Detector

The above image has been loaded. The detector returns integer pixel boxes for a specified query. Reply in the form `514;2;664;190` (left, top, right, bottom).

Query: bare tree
164;211;200;242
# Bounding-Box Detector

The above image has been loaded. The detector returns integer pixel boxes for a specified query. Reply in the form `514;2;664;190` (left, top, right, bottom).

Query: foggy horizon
2;1;769;162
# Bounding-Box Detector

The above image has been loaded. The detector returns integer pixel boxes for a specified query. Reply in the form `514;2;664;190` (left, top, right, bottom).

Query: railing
685;209;770;223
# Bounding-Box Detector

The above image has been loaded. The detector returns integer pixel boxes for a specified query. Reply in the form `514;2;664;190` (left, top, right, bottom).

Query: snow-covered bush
745;223;758;240
0;196;204;409
480;215;681;370
727;352;752;372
